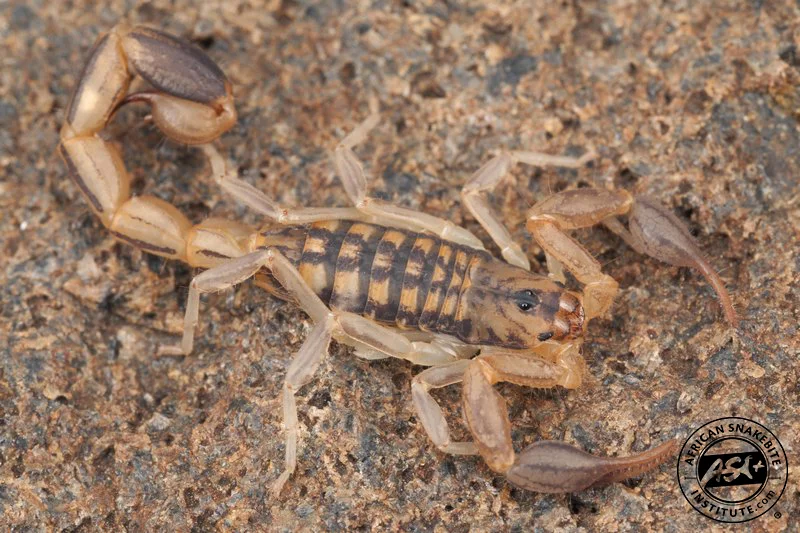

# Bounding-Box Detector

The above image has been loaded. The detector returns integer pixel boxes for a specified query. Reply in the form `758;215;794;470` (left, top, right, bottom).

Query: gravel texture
1;0;798;530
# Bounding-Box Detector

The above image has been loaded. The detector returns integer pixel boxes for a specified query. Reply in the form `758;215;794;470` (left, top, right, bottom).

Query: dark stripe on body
330;223;386;313
396;236;441;328
110;231;176;256
419;243;458;330
434;249;471;333
364;229;416;323
298;220;353;304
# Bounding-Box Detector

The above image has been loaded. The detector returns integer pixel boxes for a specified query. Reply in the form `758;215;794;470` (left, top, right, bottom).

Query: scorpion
59;24;737;496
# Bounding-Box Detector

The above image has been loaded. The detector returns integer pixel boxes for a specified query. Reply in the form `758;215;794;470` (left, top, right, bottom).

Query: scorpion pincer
60;24;737;496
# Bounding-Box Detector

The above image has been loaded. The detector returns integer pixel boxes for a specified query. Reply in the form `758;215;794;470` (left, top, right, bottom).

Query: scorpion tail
60;24;249;268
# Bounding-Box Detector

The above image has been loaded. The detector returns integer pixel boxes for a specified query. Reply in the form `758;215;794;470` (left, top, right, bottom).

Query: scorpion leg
351;331;477;364
462;350;678;493
526;189;633;320
461;150;595;270
154;246;335;496
333;114;485;249
603;197;738;326
165;257;481;494
334;314;474;366
262;250;338;496
254;271;480;493
353;330;478;363
158;248;331;356
202;144;367;225
274;315;335;496
411;361;478;456
275;313;483;494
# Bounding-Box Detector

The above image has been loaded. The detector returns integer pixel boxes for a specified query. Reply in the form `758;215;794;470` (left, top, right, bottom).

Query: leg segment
411;361;478;456
526;188;632;319
272;315;334;496
333;114;485;249
158;249;274;356
462;150;595;269
202;144;367;225
350;333;475;365
335;313;473;366
152;245;336;495
462;349;677;492
258;250;339;496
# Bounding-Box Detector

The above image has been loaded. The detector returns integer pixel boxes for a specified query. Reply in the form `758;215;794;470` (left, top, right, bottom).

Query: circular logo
677;417;788;523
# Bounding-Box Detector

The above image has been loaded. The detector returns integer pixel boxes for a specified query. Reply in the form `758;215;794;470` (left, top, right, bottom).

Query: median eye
515;289;539;312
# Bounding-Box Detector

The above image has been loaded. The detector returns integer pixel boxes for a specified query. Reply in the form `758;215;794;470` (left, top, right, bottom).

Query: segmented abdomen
258;220;489;334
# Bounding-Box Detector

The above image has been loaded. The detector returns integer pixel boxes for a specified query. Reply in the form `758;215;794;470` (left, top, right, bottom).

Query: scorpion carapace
60;24;737;497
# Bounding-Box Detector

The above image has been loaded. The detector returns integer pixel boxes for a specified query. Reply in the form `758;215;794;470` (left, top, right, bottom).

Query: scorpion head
455;259;585;349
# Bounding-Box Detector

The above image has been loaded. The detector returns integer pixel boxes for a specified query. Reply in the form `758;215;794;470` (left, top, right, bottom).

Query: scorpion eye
515;289;539;312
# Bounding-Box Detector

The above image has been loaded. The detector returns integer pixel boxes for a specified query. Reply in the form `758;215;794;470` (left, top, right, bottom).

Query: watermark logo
677;417;787;523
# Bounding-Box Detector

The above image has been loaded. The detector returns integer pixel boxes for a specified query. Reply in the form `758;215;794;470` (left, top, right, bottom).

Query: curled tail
59;24;251;268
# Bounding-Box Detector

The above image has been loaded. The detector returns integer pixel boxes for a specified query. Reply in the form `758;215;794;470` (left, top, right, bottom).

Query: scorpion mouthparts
554;293;585;340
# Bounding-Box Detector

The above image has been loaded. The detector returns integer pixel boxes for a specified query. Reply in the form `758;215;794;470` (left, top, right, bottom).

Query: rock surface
1;0;798;530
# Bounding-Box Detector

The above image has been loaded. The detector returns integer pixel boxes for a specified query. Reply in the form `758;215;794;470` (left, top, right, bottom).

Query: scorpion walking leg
201;144;367;225
333;114;485;249
461;150;595;270
412;341;583;463
264;251;337;496
352;329;478;365
410;361;478;456
159;251;466;495
334;314;474;367
257;261;477;493
273;316;335;496
158;250;300;356
154;246;335;496
462;349;677;493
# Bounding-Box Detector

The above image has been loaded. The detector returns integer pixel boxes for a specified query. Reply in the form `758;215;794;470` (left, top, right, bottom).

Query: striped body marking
256;220;581;350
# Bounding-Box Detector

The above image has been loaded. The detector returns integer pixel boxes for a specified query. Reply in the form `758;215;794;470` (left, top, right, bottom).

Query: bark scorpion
59;25;737;496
